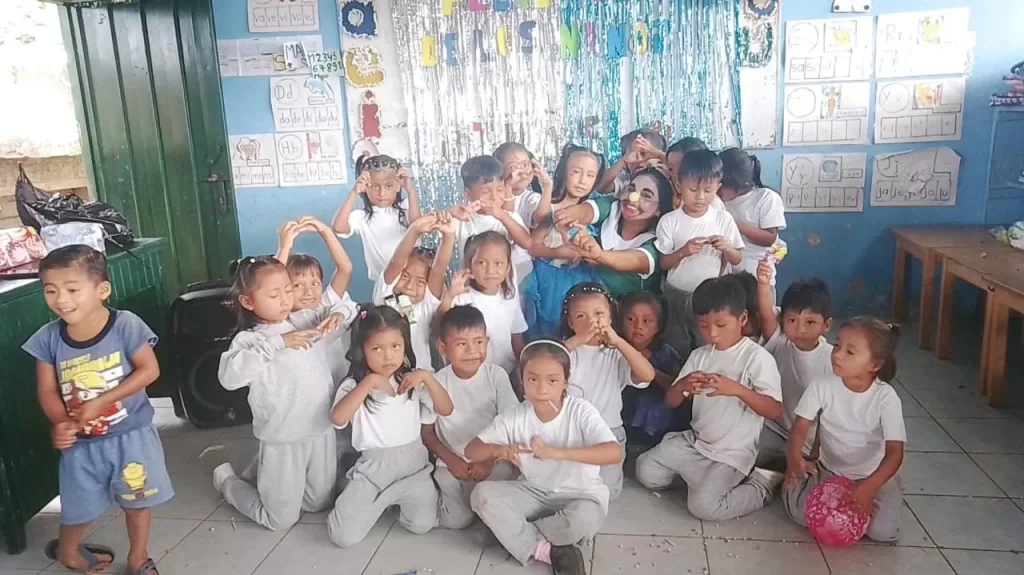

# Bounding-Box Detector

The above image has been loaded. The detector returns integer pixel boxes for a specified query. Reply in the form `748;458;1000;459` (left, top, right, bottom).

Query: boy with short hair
421;305;520;529
656;149;744;358
23;245;171;575
451;155;533;281
754;260;835;469
597;128;668;195
635;275;783;521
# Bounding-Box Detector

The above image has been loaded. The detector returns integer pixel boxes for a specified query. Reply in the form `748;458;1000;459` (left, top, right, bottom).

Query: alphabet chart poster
270;76;343;132
785;17;874;83
248;0;319;33
781;153;866;213
871;147;961;207
876;8;972;78
228;134;279;188
783;82;870;146
275;130;348;187
874;78;965;144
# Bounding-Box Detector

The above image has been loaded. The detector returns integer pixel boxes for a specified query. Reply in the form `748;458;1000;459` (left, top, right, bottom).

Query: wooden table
934;245;1024;402
891;226;999;349
979;262;1024;405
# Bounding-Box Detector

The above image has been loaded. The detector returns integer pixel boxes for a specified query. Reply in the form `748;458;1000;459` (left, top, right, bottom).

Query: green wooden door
58;0;240;294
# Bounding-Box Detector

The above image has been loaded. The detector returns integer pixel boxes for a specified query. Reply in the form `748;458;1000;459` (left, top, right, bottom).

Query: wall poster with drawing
781;153;867;212
783;82;870;146
874;78;965;144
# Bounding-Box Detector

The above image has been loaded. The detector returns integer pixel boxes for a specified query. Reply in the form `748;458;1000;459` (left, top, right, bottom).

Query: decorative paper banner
783;82;870;146
785;17;873;83
781;153;866;213
338;0;412;163
874;78;965;144
876;9;973;78
218;36;324;77
275;130;348;187
738;0;781;149
249;0;319;33
871;147;961;207
229;134;279;188
308;50;342;77
270;76;343;132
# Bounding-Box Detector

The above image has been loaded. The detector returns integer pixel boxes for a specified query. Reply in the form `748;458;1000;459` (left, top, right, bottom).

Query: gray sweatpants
222;429;336;531
784;462;903;542
755;425;789;470
601;426;627;501
471;481;605;566
661;285;701;359
635;430;772;521
328;441;438;548
434;460;518;529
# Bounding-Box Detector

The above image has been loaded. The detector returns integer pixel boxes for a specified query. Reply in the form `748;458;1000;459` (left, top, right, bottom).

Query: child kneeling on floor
466;340;621;575
635;275;784;521
783;317;905;543
24;246;172;575
421;305;521;529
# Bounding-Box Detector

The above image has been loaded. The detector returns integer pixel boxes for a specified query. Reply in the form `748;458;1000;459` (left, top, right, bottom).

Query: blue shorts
59;424;174;525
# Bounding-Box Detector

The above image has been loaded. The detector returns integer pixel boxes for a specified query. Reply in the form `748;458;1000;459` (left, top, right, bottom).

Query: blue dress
621;342;688;441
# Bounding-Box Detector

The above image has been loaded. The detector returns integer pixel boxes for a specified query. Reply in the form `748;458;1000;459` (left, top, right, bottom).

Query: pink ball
805;476;871;547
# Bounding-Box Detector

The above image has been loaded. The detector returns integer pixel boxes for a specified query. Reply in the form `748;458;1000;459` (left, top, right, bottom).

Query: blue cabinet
985;108;1024;224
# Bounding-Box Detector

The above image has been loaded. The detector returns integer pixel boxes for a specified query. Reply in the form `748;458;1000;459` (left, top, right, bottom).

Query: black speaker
172;283;252;428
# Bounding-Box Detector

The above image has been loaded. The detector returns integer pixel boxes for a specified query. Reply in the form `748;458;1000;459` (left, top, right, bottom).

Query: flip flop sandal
44;539;116;572
124;558;159;575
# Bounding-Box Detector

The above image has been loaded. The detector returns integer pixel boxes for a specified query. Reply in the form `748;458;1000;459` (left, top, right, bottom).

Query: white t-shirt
423;364;521;464
372;272;440;370
723;188;787;284
333;375;434;452
795;374;906;480
476;396;617;512
288;287;358;385
512;191;542;229
338;198;410;282
655;208;745;292
451;288;528;373
454;211;532;283
569;344;650;428
681;338;782;474
763;329;833;453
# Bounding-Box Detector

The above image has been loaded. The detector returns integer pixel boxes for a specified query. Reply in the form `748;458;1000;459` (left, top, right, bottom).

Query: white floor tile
702;499;815;543
0;513;112;571
159;436;258;475
893;383;929;418
904;417;962;452
0;569;43;574
906;495;1024;551
822;546;954;575
705;539;829;575
252;523;388;575
361;527;483;575
936;418;1024;453
911;387;1013;419
856;504;935;548
592;534;705;574
43;518;200;573
941;549;1024;575
150;473;223;520
599;482;702;537
474;544;551;575
154;520;285;575
899;452;1004;496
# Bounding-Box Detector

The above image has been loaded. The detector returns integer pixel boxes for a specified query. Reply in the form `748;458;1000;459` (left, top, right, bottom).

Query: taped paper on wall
275;131;348;187
282;42;309;72
248;0;319;33
785;17;874;82
783;82;870;146
738;0;781;148
875;78;965;144
229;134;279;188
871;147;960;207
218;36;323;77
876;8;973;78
270;76;343;132
781;153;866;213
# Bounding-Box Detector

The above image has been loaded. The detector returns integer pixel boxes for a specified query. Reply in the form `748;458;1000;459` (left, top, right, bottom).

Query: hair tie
522;339;570;357
359;309;368;319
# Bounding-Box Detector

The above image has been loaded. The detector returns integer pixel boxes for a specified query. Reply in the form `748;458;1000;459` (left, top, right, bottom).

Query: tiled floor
4;334;1024;574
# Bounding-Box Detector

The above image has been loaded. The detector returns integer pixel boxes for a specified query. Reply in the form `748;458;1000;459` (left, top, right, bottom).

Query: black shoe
550;545;586;575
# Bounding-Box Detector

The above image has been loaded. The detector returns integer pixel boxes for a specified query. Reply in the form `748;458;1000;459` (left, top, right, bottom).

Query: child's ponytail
841;317;901;383
749;153;764;188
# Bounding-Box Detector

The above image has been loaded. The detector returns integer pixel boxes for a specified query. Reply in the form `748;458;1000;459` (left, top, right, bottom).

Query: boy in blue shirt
22;245;172;575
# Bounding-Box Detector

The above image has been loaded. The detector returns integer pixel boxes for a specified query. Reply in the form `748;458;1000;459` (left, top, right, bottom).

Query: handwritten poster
781;153;867;213
229;134;279;188
871;147;961;207
248;0;319;33
785;17;874;82
876;9;973;78
783;82;871;146
275;130;348;187
217;36;323;77
270;76;343;132
874;78;965;144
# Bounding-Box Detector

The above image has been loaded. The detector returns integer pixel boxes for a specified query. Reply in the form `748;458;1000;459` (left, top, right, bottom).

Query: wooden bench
891;226;1000;350
980;262;1024;405
934;245;1024;403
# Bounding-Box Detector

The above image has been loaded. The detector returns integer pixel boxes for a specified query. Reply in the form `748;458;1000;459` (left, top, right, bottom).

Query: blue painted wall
213;0;1024;310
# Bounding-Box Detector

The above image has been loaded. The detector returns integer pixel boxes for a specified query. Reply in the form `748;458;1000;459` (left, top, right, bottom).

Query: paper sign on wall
308;51;342;78
248;0;319;33
275;130;348;187
783;82;870;146
229;134;279;188
781;153;867;213
871;147;961;207
270;76;343;132
874;78;965;144
785;17;874;82
876;8;973;78
218;36;324;77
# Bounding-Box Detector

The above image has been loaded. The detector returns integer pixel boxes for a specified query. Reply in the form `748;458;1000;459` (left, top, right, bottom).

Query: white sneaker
750;467;785;491
213;462;237;492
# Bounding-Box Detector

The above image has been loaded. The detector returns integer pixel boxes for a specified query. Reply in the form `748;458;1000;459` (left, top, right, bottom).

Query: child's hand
278;220;302;248
397;369;433;394
448;458;475;481
411;211;438;233
363;372;395;396
784;459;818;488
708;235;733;253
282;329;320;350
498;444;531;467
51;420;79;449
530;436;562;460
849;480;877;516
680;237;708;257
703;373;745;397
635;136;665;161
397;167;413;191
433;210;456;235
353;172;371;195
448;269;472;298
756;259;773;286
571;225;602;260
467;460;494;480
71;400;106;428
676;371;711;395
599;321;623;347
532;160;553;191
316;313;343;336
450;202;479;222
477;195;501;216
